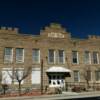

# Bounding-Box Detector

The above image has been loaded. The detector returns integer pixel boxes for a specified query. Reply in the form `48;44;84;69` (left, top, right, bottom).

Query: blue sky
0;0;100;38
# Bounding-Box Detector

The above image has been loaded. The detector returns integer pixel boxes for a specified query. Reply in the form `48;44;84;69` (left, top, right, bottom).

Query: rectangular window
95;71;100;81
72;51;78;64
2;68;12;84
58;50;65;64
32;49;40;63
93;52;99;64
86;71;92;81
48;49;55;64
32;68;41;84
84;51;91;64
74;71;80;82
4;47;13;63
16;48;24;63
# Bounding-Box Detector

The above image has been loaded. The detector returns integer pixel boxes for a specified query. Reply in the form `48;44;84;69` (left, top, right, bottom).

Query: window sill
4;62;13;64
32;63;40;64
16;62;24;64
72;63;80;66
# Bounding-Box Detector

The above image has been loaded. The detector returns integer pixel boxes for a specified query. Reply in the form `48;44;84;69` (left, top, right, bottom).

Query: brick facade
0;23;100;91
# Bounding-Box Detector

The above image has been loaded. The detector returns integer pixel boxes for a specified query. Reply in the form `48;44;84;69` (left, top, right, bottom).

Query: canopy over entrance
46;66;71;73
46;66;71;87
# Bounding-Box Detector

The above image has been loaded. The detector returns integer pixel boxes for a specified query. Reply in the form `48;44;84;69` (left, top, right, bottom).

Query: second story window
32;49;40;63
48;49;55;64
16;48;24;63
93;52;99;64
4;47;13;63
72;51;79;64
58;50;65;64
84;51;91;64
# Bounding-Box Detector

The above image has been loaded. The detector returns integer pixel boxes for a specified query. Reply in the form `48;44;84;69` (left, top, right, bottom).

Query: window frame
74;70;80;82
48;49;55;64
72;51;79;64
31;68;41;84
95;70;100;81
4;47;13;63
93;52;99;64
16;48;24;63
58;50;65;64
84;51;91;64
2;68;12;84
32;49;40;63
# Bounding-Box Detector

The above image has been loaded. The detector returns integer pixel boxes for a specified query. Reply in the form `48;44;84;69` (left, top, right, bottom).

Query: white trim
89;52;91;64
77;52;79;64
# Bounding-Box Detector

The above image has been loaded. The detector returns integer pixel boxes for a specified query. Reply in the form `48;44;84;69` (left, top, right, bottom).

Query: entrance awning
46;66;71;73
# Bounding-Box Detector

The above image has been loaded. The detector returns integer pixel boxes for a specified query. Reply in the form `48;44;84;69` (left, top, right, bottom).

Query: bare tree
82;66;91;89
0;70;9;95
8;67;31;95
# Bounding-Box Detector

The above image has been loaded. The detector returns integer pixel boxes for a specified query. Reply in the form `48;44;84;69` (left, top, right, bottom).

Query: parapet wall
88;35;100;40
0;26;19;34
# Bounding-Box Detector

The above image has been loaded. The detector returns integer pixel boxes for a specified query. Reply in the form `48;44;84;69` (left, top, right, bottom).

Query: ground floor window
2;68;25;84
2;68;12;84
95;70;100;81
32;68;41;84
14;68;24;84
74;70;80;82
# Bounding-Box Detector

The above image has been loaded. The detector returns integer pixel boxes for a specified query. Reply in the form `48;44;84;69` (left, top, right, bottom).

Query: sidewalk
0;91;100;100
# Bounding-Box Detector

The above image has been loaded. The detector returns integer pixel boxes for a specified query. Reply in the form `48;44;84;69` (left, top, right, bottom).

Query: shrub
72;86;86;92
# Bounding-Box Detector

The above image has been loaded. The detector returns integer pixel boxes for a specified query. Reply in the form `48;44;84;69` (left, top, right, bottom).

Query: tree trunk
18;81;21;96
86;80;89;89
3;87;6;95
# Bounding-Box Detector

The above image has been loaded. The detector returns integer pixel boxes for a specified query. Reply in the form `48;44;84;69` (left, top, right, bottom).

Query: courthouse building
0;23;100;91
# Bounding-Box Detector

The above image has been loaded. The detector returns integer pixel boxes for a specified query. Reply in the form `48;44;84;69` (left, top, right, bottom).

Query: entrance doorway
48;74;65;88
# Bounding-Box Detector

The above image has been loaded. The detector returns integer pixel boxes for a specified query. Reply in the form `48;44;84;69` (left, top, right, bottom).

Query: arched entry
46;66;71;88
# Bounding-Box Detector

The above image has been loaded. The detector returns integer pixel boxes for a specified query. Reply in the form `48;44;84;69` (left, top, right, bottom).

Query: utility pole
41;59;43;94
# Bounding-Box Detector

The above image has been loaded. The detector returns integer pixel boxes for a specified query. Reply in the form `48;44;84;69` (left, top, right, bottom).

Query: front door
48;74;65;88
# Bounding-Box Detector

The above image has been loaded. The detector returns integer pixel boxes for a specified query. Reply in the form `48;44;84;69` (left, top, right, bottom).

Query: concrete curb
0;91;100;100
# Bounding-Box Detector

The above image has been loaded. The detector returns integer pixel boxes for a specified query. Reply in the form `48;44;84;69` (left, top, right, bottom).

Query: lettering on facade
48;32;64;38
